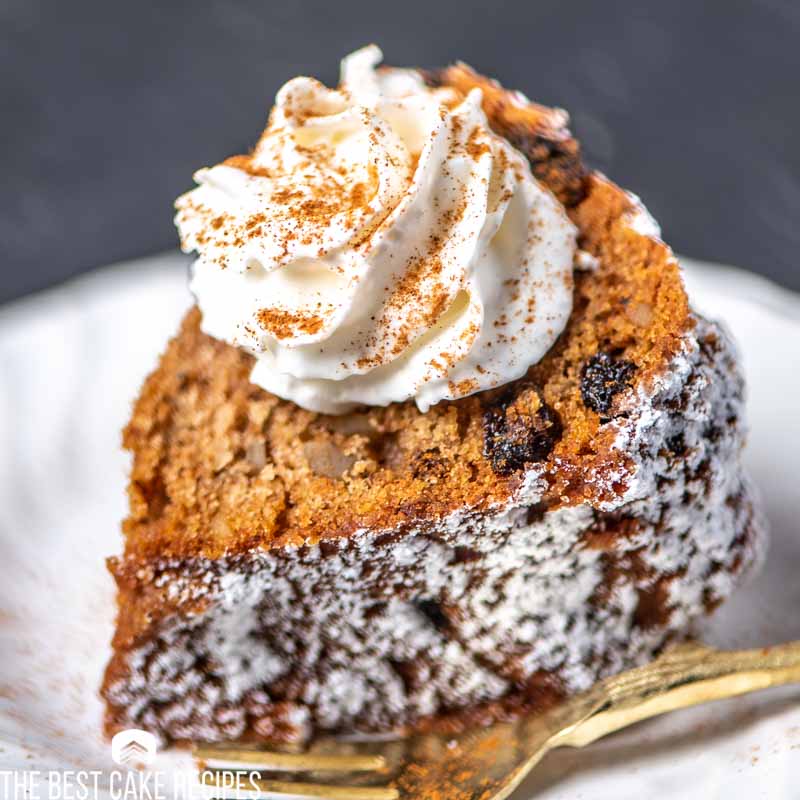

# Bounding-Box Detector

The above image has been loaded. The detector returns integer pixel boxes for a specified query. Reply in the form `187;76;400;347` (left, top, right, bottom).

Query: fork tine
199;770;399;799
195;743;387;772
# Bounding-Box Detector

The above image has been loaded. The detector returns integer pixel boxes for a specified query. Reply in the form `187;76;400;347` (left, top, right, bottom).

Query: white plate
0;255;798;799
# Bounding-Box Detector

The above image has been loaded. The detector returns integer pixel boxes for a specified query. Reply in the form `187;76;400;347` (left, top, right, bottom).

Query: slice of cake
102;47;765;744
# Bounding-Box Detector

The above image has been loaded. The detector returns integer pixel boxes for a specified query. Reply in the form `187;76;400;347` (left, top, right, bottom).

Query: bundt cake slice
101;59;765;744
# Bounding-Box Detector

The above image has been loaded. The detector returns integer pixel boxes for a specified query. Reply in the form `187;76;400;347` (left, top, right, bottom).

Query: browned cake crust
102;66;763;744
117;184;689;560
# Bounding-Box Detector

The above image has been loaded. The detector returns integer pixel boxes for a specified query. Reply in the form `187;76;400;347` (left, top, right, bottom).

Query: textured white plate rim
0;254;798;800
680;256;800;322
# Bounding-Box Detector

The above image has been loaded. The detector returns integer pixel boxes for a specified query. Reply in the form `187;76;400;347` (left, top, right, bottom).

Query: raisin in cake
102;56;765;744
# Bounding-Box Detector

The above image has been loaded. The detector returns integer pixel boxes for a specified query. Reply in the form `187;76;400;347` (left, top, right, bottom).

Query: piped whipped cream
175;45;576;414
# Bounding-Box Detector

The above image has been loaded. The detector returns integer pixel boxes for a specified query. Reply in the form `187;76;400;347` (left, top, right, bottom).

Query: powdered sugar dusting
624;189;663;239
104;316;765;742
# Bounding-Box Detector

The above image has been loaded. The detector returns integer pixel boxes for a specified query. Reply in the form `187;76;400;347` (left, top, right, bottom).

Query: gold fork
195;639;800;799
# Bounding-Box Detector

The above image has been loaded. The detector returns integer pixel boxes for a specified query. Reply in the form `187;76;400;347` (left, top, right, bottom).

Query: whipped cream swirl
176;46;576;413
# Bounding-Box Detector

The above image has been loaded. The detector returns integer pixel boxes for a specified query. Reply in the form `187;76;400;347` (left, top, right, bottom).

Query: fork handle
560;640;800;748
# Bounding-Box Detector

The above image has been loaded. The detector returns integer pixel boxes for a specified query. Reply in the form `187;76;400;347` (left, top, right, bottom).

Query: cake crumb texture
103;315;763;742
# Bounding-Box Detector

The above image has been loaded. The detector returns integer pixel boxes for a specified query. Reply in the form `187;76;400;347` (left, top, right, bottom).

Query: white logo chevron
111;729;158;766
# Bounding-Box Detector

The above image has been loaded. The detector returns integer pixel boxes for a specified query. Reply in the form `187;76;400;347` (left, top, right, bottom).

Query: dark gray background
2;0;799;304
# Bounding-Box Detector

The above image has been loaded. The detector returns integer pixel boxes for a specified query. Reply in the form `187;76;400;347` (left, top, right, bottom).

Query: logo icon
111;729;158;767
